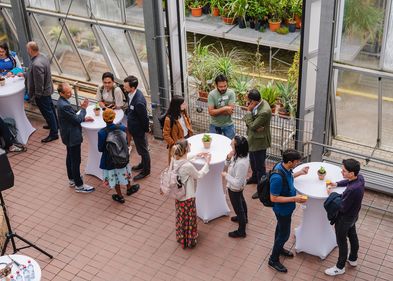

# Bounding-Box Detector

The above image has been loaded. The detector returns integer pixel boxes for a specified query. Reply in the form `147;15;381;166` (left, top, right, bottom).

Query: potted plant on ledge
202;134;212;149
210;0;221;16
266;0;285;32
189;0;205;17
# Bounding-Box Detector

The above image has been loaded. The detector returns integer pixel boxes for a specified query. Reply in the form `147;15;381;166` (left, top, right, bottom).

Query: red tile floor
3;114;393;281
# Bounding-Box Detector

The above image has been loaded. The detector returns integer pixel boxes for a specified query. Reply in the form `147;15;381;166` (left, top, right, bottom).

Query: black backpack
158;113;175;130
105;126;129;169
257;164;289;207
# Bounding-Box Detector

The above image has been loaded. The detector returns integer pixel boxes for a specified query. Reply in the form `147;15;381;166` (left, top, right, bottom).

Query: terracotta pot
269;20;281;32
212;7;220;17
198;90;208;102
317;172;326;180
136;0;143;7
203;141;211;149
222;16;236;25
191;7;203;17
295;15;302;29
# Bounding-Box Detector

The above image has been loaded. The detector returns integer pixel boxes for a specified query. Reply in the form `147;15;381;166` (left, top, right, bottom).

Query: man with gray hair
26;41;59;143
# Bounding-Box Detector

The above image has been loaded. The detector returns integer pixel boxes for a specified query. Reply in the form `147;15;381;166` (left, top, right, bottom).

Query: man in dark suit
243;89;272;199
124;75;150;180
57;82;95;193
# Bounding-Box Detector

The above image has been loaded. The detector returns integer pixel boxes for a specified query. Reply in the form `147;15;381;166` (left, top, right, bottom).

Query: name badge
4;58;10;62
130;105;134;110
222;96;228;100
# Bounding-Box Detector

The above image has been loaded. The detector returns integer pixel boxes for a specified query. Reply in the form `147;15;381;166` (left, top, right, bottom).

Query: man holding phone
57;82;95;193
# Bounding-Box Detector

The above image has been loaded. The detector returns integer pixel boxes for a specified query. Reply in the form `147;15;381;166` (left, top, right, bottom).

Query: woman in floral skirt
172;139;210;248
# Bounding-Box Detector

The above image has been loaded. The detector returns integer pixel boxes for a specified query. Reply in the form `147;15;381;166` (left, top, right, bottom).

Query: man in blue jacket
325;159;365;276
57;82;95;193
123;75;150;180
269;149;309;273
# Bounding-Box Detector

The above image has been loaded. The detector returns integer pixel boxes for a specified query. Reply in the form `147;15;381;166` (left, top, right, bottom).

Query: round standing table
0;254;41;280
0;77;35;144
80;105;124;180
293;162;346;259
187;133;232;223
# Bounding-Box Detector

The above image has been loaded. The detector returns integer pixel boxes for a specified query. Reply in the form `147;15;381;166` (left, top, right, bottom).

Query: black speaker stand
0;192;53;258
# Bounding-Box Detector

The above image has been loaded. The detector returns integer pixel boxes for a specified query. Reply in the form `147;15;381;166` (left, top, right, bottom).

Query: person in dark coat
325;159;365;276
123;75;150;180
57;82;95;193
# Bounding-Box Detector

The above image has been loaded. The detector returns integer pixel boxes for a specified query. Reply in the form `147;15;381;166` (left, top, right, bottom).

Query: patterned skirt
103;165;132;189
175;197;198;249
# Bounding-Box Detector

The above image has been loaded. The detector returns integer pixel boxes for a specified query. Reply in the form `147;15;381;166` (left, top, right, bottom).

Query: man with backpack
96;72;127;110
268;149;309;273
57;82;95;193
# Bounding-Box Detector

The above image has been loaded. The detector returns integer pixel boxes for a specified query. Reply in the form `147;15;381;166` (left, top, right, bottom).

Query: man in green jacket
243;89;272;198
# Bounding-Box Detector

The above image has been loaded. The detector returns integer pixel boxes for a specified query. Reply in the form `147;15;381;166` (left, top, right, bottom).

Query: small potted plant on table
202;134;212;149
94;102;101;116
317;166;327;180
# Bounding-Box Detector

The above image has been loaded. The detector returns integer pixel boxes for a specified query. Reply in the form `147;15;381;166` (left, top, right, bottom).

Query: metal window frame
0;8;18;41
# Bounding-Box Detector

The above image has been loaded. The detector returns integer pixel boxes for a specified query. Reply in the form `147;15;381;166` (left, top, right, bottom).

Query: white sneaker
75;184;95;193
69;180;75;187
325;266;345;276
347;259;357;267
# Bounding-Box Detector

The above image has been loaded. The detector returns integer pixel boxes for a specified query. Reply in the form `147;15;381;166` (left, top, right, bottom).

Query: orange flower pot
269;20;281;32
295;15;302;29
222;16;235;25
191;7;203;17
212;7;220;17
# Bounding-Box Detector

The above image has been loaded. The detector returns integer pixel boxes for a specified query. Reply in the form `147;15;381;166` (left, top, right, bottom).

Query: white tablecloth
187;133;232;223
0;254;41;280
294;162;346;259
0;77;35;144
80;105;124;180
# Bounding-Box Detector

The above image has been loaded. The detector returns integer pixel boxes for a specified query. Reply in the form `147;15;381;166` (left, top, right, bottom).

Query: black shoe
112;194;125;204
126;184;140;196
230;216;248;224
41;135;59;143
132;163;143;171
280;249;294;258
228;230;246;238
268;259;287;273
251;191;259;199
246;178;257;185
43;125;50;130
133;172;150;181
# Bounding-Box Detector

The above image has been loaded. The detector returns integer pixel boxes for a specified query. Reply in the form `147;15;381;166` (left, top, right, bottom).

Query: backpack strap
100;86;105;102
111;86;116;103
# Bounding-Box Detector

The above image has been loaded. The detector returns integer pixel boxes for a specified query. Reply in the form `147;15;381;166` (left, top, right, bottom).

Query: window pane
381;79;393;151
28;0;56;10
336;0;385;69
335;69;378;146
60;0;89;17
125;0;144;27
91;0;122;22
382;3;393;72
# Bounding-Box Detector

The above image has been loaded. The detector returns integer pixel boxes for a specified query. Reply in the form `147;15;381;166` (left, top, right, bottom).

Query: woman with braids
171;139;210;249
162;95;193;163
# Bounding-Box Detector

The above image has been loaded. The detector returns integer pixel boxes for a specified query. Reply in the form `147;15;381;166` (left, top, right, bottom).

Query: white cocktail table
0;77;35;144
294;162;346;259
0;254;41;280
81;105;124;180
187;133;232;223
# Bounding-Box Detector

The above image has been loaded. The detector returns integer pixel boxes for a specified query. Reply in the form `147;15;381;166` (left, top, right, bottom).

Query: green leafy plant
202;134;212;142
189;0;206;8
189;42;215;93
276;81;297;116
232;75;252;106
276;26;289;35
289;0;302;20
226;0;249;20
265;0;286;22
318;166;326;174
210;43;245;82
258;80;279;108
288;50;300;86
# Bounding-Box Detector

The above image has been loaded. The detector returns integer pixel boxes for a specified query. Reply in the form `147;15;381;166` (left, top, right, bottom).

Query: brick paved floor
3;114;393;281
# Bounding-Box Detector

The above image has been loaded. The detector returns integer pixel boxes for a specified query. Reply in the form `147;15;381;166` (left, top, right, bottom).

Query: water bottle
23;265;31;281
27;260;35;279
15;270;23;281
10;275;16;281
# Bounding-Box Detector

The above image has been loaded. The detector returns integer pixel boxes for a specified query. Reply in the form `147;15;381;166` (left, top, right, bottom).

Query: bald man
26;41;59;143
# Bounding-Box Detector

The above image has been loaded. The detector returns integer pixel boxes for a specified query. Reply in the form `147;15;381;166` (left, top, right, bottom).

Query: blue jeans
209;124;235;139
270;213;292;262
249;149;267;184
35;95;58;137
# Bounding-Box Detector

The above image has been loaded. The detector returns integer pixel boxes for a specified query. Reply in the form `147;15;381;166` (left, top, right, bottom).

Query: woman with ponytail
171;139;210;249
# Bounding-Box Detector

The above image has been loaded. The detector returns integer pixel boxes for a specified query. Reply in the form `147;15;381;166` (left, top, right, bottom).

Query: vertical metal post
377;77;382;148
269;47;272;73
310;0;337;161
143;0;170;139
10;0;32;66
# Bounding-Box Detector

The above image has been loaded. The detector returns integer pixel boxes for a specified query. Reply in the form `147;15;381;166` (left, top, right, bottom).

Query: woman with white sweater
222;135;250;238
172;139;211;249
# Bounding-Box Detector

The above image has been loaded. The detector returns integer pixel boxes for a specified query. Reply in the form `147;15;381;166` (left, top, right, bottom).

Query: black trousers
228;189;247;234
249;149;267;184
35;95;58;137
133;133;151;174
270;213;292;262
335;215;359;269
0;117;13;149
66;145;83;187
